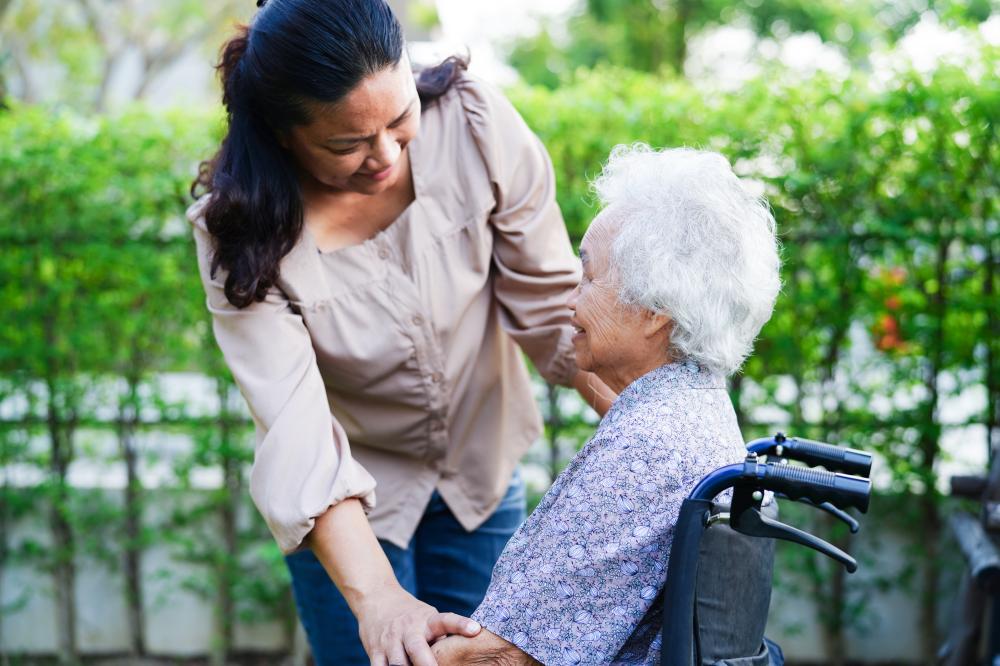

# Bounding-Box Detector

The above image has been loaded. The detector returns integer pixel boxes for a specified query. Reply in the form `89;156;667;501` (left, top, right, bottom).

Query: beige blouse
188;75;581;554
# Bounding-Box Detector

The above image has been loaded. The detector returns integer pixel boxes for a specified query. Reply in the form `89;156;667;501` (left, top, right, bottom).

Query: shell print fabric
472;361;747;665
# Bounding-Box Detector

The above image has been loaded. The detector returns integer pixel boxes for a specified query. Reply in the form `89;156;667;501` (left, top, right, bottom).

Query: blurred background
0;0;998;664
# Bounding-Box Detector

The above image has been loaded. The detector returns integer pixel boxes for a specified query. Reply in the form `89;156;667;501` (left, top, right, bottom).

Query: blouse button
412;315;424;326
378;248;390;260
431;371;444;383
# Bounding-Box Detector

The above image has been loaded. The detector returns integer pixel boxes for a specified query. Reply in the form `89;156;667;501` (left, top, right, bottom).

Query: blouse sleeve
188;202;377;554
458;76;580;387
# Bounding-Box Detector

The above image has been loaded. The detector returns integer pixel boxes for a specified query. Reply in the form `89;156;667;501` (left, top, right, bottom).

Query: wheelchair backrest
693;500;777;665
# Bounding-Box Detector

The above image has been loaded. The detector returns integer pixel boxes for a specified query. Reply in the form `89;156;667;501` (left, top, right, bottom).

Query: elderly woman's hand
432;630;542;666
355;584;481;666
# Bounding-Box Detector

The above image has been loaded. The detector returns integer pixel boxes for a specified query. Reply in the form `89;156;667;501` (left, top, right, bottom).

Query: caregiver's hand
356;584;481;666
305;498;481;666
573;370;616;417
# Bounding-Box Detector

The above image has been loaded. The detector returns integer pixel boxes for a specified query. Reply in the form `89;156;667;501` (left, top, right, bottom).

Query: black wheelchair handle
757;463;871;514
780;437;873;478
950;474;987;500
950;511;1000;592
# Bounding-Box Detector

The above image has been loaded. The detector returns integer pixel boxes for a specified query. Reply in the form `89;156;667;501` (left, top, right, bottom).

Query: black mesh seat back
693;501;777;665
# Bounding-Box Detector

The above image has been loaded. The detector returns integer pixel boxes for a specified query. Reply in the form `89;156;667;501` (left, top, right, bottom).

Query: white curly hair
591;144;781;376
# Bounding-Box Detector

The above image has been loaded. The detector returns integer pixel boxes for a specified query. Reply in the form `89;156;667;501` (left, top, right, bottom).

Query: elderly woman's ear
641;310;672;340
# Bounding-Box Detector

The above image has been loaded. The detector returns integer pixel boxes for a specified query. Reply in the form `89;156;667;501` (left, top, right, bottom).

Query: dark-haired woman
188;1;613;664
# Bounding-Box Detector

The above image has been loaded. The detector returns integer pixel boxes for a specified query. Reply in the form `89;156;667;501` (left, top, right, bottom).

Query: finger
426;612;481;640
369;650;388;666
403;632;438;666
386;641;410;666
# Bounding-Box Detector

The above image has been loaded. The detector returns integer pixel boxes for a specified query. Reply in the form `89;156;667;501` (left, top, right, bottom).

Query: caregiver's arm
432;630;542;666
465;78;585;398
308;499;482;666
572;370;616;417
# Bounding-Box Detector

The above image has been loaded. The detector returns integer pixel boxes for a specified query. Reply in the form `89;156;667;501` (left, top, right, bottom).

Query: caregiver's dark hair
191;0;467;308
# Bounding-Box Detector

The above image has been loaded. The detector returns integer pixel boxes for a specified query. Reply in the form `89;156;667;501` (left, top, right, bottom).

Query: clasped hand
357;582;481;666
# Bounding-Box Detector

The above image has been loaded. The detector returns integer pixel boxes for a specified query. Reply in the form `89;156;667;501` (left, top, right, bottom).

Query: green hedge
510;54;999;656
1;44;998;659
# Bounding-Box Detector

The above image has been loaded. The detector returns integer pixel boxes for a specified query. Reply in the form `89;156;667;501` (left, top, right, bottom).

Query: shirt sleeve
470;426;688;665
188;201;377;555
458;76;580;387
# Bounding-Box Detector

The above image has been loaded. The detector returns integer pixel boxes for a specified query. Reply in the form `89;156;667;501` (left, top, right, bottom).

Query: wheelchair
660;433;874;665
938;446;1000;665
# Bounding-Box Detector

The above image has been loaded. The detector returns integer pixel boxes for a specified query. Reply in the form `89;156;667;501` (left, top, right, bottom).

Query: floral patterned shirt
472;361;747;665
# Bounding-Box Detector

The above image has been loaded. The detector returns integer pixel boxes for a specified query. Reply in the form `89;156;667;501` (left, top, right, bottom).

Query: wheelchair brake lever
729;477;858;573
731;504;858;573
775;493;860;533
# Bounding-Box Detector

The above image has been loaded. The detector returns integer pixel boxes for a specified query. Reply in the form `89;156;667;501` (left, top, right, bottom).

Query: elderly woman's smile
568;207;673;394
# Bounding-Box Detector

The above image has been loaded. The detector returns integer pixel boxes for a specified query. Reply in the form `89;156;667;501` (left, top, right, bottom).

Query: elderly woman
431;144;781;666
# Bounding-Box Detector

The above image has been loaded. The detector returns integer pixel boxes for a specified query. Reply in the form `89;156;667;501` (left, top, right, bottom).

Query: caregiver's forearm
572;370;616;417
306;499;481;665
305;498;398;611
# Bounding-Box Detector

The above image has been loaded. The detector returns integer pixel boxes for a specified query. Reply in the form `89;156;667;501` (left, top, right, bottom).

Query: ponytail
416;55;469;107
192;24;303;308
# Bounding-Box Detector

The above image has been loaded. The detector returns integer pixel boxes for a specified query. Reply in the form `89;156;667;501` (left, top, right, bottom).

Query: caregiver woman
188;1;613;665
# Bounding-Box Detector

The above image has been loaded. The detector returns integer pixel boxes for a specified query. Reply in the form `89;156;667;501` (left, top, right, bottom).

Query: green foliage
0;103;295;654
0;0;251;110
508;0;999;86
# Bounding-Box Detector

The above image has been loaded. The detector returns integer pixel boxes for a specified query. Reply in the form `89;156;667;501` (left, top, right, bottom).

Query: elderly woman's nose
568;284;580;310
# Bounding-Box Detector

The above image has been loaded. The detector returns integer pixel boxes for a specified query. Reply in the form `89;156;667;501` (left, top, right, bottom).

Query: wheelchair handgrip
950;475;987;500
760;464;871;513
950;511;1000;592
784;438;872;478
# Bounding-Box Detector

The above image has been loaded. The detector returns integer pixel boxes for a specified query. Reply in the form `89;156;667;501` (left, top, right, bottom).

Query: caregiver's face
282;58;420;196
568;210;648;380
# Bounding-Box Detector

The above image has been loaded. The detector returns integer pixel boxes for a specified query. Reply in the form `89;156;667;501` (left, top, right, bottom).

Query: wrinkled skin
432;629;541;666
568;207;673;393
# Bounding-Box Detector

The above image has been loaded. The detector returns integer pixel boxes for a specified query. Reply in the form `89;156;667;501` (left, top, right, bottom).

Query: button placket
378;246;448;457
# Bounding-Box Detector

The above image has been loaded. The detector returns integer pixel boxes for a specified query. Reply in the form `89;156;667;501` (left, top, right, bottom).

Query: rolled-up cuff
272;465;377;555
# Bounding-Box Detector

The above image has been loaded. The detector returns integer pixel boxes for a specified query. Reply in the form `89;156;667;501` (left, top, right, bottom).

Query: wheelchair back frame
661;433;874;665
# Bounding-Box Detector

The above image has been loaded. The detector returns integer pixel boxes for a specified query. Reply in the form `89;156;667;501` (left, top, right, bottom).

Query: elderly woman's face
569;210;661;388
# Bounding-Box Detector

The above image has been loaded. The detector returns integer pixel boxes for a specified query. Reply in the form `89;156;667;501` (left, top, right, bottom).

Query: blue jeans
285;472;526;666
